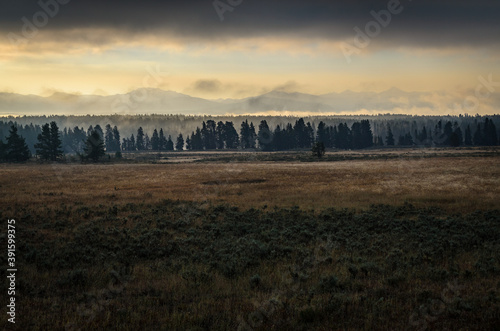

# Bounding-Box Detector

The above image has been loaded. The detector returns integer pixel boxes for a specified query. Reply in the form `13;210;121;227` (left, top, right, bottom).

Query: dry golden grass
1;156;499;213
1;155;499;330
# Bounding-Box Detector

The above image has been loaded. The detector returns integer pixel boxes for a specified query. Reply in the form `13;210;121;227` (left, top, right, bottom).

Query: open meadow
1;150;499;330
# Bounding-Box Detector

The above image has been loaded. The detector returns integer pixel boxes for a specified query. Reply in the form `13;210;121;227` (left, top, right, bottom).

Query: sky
1;0;499;115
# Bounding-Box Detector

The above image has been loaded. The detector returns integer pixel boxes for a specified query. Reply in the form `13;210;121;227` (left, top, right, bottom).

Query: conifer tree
386;125;395;146
151;129;160;150
35;123;51;160
83;130;105;162
6;125;30;162
176;133;184;151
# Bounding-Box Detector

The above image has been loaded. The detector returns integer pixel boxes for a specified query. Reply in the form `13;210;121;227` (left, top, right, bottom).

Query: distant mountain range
0;88;455;116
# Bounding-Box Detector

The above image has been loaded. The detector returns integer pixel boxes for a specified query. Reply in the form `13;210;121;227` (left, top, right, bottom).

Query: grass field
2;153;500;213
1;150;499;330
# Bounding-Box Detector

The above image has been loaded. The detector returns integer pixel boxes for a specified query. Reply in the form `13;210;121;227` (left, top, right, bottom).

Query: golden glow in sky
1;1;499;115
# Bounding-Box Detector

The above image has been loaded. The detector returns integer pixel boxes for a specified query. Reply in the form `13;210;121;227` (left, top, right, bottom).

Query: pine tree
145;133;151;150
240;120;250;149
248;122;257;149
483;118;498;146
360;120;374;148
311;142;325;158
386;125;395;146
6;125;31;162
136;127;145;150
130;134;136;151
191;128;203;150
36;122;63;160
316;121;328;144
0;140;6;162
94;125;104;141
49;122;63;160
83;130;105;162
450;127;463;147
202;120;217;150
159;128;167;151
473;123;483;146
166;135;174;151
105;124;114;151
35;123;51;160
351;122;363;149
213;121;223;149
151;129;160;150
224;121;239;149
464;125;473;146
273;125;284;151
258;120;273;151
336;123;351;149
293;118;309;148
113;126;121;152
176;134;184;151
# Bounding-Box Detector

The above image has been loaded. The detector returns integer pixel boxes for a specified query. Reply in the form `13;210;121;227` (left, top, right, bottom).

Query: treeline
0;116;499;162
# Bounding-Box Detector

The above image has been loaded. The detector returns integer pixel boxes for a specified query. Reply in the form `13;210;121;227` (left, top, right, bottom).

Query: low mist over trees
0;114;499;162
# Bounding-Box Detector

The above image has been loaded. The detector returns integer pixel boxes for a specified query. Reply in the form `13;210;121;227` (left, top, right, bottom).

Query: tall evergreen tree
258;120;273;151
36;122;63;161
159;128;167;151
105;124;114;151
473;123;483;146
130;134;136;151
312;142;325;158
151;129;160;150
386;125;395;146
0;140;6;162
240;120;251;149
94;125;104;141
49;122;63;160
6;125;30;162
35;123;51;160
336;123;351;149
450;126;463;147
306;122;315;147
316;121;328;145
145;133;151;150
360;120;374;148
464;125;473;146
216;121;225;149
443;121;453;145
191;128;203;150
83;130;105;162
203;120;217;150
166;135;174;151
351;122;363;149
293;118;309;148
273;125;284;151
113;126;121;152
176;133;184;151
224;121;239;149
483;118;498;146
248;122;257;149
136;127;145;150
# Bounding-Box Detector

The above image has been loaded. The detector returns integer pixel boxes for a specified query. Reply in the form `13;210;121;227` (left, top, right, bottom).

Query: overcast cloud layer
2;0;500;48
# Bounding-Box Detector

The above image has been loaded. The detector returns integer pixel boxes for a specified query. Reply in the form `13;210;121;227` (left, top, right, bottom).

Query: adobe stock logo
7;0;71;47
341;0;410;64
213;0;243;22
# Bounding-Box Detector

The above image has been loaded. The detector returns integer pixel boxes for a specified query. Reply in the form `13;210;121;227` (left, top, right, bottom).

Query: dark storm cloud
2;0;499;48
